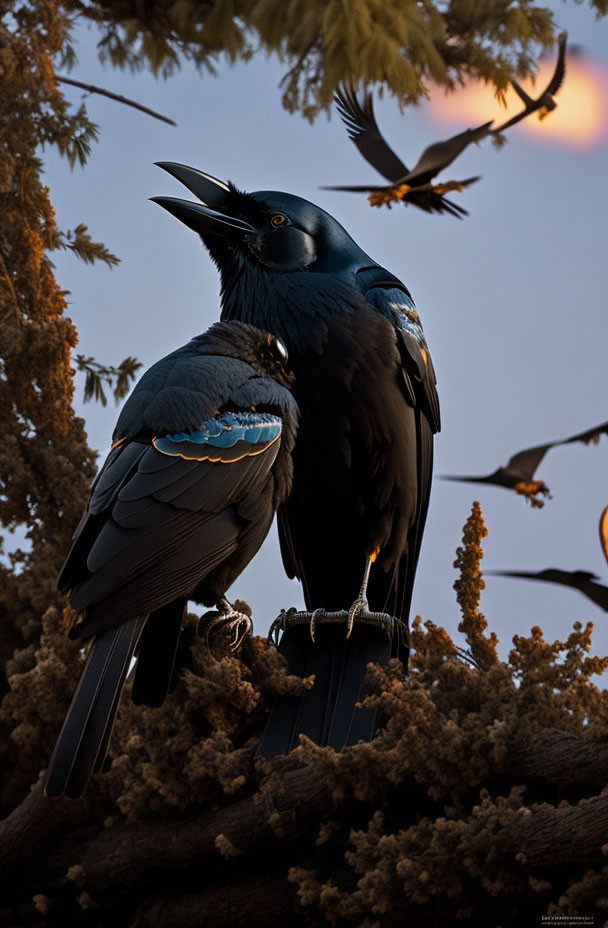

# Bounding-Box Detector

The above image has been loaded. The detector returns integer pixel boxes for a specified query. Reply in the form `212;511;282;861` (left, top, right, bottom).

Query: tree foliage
1;510;608;925
65;0;605;118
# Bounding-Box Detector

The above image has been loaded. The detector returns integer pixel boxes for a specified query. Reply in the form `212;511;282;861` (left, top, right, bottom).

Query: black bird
153;164;440;754
325;33;567;215
489;568;608;613
45;321;297;797
323;86;491;216
442;419;608;507
492;32;568;134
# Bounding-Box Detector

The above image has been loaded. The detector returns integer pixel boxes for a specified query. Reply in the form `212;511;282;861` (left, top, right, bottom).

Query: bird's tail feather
44;615;145;798
131;599;185;708
257;624;393;758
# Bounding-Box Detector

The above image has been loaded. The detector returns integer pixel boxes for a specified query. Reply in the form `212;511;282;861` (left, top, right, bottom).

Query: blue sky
43;3;608;661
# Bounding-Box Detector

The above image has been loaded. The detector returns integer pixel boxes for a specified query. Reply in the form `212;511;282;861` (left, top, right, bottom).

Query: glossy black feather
46;321;298;796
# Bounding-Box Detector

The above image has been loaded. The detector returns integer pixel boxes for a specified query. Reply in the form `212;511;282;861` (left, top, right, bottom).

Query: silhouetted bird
322;86;491;216
45;322;297;797
325;32;567;214
489;568;608;613
492;32;568;134
442;419;608;507
153;164;440;754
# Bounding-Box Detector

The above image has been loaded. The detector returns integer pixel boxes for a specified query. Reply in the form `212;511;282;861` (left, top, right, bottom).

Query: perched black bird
45;322;297;797
442;419;608;507
492;32;568;134
323;86;490;216
489;568;608;613
153;164;440;754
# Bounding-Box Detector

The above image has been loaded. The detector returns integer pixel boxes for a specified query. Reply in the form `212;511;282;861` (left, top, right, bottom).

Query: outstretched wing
63;411;284;638
489;568;608;612
405;122;493;185
544;32;567;97
510;79;535;108
335;86;409;183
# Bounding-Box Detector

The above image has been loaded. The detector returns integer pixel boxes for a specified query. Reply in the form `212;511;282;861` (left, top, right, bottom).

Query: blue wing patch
152;411;282;462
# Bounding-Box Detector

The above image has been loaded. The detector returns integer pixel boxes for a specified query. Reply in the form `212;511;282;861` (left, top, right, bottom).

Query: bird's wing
334;87;409;183
501;443;554;480
544;32;567;96
510;79;536;108
489;568;608;611
363;281;440;434
405;122;493;185
562;419;608;447
113;346;257;440
64;411;285;637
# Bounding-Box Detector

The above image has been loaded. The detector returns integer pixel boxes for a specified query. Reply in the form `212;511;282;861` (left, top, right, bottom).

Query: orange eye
270;214;288;228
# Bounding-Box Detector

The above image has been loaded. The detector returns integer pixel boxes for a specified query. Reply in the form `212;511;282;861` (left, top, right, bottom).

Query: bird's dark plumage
154;165;440;754
46;321;298;797
490;568;608;613
442;419;608;506
493;32;568;133
325;86;492;216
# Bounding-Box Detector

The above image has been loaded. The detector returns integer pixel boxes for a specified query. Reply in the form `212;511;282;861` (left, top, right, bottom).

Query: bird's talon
206;608;253;652
310;608;325;643
346;597;369;639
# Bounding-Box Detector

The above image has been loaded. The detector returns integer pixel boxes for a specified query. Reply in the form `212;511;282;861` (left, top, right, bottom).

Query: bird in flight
489;568;608;613
324;33;568;214
45;321;297;797
441;419;608;507
153;162;440;755
492;32;568;133
324;85;489;216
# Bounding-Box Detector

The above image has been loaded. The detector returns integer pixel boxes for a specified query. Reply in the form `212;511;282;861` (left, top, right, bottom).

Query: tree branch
45;766;333;892
3;728;608;906
133;871;301;928
56;76;177;126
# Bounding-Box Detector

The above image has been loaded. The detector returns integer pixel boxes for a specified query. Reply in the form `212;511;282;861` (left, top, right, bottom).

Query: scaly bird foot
206;605;253;652
309;608;326;644
346;596;371;639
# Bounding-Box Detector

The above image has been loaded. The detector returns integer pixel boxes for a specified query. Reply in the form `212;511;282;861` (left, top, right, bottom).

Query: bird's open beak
152;162;255;238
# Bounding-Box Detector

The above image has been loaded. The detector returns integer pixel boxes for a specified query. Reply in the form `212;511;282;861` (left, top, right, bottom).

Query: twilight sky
43;2;608;661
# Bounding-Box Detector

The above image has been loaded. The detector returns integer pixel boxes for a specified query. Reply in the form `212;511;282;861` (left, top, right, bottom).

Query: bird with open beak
153;164;440;755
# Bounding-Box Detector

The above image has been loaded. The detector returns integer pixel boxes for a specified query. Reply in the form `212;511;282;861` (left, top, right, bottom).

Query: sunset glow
429;55;608;148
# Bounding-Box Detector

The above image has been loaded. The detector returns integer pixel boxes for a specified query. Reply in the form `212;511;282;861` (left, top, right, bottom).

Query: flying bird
442;419;608;507
153;163;440;755
45;322;297;798
325;33;567;214
489;568;608;613
492;32;568;134
323;86;491;216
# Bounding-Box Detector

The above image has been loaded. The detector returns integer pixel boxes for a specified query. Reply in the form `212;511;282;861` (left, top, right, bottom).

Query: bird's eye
270;214;288;228
267;333;288;365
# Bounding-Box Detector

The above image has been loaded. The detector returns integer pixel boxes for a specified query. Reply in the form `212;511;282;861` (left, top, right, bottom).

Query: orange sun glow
429;55;608;148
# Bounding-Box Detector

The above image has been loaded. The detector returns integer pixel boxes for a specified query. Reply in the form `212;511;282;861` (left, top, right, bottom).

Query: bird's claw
368;185;410;209
310;608;325;644
346;597;370;639
206;608;253;652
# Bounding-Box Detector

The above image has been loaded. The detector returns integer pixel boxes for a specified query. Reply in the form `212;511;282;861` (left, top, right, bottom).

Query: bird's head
152;163;378;329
